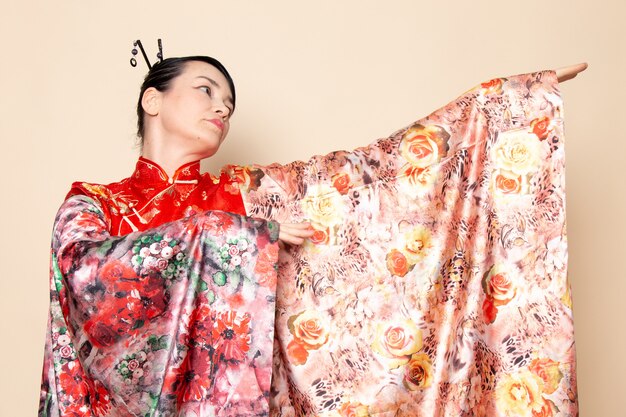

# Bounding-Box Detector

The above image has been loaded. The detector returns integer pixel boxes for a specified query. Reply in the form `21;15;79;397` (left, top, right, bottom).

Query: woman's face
151;60;234;159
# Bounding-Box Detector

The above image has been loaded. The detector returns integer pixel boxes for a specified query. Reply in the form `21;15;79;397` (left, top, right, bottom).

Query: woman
39;57;586;417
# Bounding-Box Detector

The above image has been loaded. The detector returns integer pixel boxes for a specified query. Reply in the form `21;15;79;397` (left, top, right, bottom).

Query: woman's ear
141;87;161;116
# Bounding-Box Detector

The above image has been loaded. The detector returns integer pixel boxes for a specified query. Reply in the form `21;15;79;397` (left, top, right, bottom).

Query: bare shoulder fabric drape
40;69;577;416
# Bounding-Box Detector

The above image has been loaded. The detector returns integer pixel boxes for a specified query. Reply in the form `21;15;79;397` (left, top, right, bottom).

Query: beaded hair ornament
130;39;163;69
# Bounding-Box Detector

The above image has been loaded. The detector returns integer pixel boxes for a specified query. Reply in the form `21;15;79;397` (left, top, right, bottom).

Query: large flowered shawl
40;69;577;417
40;203;281;416
242;69;577;416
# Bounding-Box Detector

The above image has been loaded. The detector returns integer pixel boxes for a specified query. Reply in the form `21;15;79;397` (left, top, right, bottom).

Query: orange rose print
532;398;558;417
287;310;330;365
338;402;370;417
482;265;517;323
399;125;450;169
530;116;551;140
494;170;523;194
287;339;309;365
528;358;563;395
223;165;265;192
495;369;544;416
371;319;422;368
403;352;434;390
486;272;516;307
309;227;330;245
386;249;411;277
332;172;352;195
481;78;504;95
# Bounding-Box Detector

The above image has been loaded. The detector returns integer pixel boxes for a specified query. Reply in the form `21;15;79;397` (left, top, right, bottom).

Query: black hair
136;56;236;140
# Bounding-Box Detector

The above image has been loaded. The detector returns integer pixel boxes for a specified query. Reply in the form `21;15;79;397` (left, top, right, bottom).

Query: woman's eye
200;86;212;96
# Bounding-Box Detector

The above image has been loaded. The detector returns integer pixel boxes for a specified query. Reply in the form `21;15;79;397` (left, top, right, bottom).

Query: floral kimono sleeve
243;70;577;416
39;195;280;417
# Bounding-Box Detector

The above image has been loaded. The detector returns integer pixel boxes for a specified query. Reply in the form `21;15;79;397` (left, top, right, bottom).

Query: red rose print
482;297;498;324
100;260;138;291
84;321;120;348
309;227;330;245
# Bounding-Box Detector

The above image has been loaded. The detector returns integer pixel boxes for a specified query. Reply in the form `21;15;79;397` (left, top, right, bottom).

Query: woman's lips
207;119;224;131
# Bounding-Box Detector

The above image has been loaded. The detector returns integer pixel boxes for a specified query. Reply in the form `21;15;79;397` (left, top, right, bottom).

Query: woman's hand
555;62;588;83
278;222;315;247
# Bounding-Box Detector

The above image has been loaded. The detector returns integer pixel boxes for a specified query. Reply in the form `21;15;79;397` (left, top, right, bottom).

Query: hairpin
130;39;164;69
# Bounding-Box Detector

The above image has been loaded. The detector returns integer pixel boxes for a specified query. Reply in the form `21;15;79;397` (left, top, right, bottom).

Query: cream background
1;1;624;415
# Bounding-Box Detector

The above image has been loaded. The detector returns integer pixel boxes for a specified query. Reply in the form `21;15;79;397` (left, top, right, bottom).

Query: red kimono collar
131;156;203;187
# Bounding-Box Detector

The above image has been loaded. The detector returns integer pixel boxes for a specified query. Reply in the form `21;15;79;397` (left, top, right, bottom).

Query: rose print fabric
39;195;281;416
242;69;577;416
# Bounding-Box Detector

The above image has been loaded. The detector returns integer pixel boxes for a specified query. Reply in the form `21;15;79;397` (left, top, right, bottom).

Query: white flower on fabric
176;252;185;261
137;351;147;361
237;239;248;251
301;184;346;228
145;256;157;268
491;130;542;175
132;368;144;379
545;237;567;273
149;243;161;255
231;255;242;266
140;247;151;258
57;334;71;346
161;246;174;259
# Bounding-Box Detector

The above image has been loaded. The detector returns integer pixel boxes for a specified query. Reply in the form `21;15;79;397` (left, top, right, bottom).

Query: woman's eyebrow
196;75;220;88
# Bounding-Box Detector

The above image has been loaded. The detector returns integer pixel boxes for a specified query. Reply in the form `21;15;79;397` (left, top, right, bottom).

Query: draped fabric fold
242;69;577;416
40;69;577;417
39;196;280;416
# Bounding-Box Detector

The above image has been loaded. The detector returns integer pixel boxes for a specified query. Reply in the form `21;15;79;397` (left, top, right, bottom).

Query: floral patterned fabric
39;196;281;416
242;69;577;416
40;69;577;417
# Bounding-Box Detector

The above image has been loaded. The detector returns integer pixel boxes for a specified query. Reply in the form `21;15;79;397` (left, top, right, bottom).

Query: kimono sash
242;69;577;416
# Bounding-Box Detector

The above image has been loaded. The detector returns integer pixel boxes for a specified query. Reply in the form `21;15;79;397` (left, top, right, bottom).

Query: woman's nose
214;103;230;120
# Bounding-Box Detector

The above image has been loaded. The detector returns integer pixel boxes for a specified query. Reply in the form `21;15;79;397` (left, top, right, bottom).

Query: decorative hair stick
130;39;163;69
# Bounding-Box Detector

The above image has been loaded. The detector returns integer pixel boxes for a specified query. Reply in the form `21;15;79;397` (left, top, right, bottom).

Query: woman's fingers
278;222;315;246
555;62;588;83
